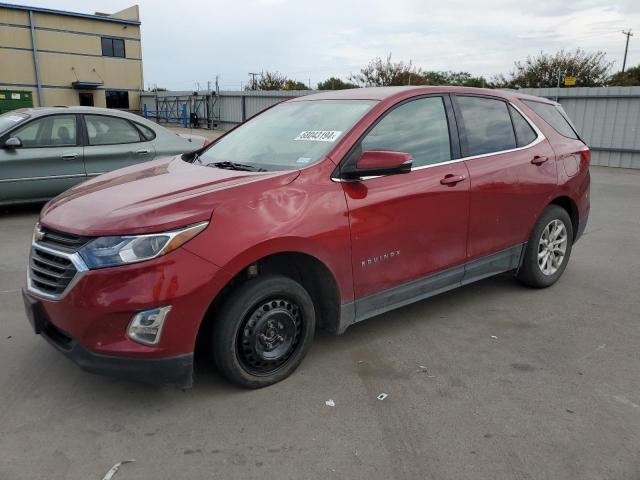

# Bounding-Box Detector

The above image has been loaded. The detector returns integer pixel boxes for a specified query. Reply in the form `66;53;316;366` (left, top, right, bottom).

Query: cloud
26;0;640;89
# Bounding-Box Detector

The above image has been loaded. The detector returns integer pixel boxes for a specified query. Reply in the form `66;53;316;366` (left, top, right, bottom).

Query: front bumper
24;246;231;387
23;288;194;387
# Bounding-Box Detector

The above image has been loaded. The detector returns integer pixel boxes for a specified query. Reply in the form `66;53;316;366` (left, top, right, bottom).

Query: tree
317;77;358;90
349;54;428;86
608;65;640;86
283;80;310;90
422;71;488;87
500;49;612;88
245;71;288;91
244;72;310;91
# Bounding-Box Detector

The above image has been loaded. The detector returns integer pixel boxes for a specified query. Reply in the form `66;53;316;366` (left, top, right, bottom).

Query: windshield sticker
294;131;342;142
296;157;312;164
5;115;24;122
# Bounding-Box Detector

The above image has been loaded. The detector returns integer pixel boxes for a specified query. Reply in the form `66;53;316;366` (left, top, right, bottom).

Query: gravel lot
1;166;639;480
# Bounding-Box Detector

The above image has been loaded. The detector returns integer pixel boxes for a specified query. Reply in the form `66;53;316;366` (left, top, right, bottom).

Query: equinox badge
361;250;400;268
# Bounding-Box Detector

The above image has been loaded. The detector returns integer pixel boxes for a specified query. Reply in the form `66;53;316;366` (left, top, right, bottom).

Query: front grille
38;226;91;251
29;247;78;296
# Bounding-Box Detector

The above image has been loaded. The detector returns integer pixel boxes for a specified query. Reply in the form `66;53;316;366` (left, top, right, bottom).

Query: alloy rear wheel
517;204;574;288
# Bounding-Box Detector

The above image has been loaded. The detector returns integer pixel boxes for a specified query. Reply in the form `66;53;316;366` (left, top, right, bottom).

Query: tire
517;205;574;288
212;274;316;388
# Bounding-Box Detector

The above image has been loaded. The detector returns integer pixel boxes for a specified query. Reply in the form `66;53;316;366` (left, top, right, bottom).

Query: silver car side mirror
4;137;22;149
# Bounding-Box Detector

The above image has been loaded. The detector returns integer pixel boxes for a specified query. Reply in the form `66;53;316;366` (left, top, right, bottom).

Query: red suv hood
40;157;299;236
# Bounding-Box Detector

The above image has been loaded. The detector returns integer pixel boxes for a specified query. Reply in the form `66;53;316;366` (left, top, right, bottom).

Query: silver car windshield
197;100;377;171
0;111;29;135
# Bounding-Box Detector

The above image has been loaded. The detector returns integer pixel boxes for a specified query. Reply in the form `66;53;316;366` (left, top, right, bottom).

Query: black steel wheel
237;298;303;375
212;274;315;388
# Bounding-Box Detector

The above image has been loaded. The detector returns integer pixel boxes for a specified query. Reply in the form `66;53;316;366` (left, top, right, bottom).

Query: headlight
78;221;208;269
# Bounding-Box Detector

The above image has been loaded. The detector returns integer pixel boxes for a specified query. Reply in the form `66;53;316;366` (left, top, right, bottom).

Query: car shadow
0;202;45;217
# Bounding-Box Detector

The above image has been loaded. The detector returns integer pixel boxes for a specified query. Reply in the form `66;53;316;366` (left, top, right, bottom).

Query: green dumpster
0;90;34;114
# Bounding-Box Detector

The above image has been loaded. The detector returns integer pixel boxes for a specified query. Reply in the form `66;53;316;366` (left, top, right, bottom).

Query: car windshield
196;99;377;171
0;111;29;135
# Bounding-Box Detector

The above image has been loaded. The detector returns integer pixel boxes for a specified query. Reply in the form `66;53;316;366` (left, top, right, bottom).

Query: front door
82;114;155;175
0;114;85;204
340;96;469;316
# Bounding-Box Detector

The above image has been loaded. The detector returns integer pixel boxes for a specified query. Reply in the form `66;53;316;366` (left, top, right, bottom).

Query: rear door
341;95;470;311
452;95;557;274
81;114;156;176
0;113;85;203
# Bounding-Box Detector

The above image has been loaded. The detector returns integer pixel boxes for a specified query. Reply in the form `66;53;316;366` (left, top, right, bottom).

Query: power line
248;72;261;90
622;29;633;73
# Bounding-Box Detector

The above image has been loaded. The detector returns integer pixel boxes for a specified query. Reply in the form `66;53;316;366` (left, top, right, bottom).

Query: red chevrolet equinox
22;87;590;388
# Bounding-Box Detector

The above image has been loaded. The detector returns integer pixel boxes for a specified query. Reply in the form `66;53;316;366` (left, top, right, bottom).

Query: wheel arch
195;250;343;356
549;195;579;240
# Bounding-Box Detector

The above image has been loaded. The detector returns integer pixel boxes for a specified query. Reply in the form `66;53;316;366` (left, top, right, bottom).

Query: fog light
127;306;172;346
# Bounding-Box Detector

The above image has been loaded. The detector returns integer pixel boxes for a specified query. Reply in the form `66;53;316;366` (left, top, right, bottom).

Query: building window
101;37;125;58
105;90;129;109
79;92;94;107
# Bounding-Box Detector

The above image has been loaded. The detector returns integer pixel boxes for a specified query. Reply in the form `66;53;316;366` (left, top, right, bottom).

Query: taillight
580;148;591;165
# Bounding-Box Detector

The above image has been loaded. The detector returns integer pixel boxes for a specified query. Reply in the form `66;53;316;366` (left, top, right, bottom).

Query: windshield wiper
207;161;267;172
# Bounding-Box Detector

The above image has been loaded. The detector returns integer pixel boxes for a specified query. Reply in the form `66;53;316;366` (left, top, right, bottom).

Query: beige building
0;2;143;111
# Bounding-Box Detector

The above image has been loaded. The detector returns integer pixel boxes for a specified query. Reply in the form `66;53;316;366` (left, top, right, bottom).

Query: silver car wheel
537;219;568;276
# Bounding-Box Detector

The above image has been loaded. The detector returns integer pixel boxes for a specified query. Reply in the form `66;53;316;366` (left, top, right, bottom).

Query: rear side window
457;96;516;156
135;122;156;141
361;97;452;167
509;105;537;147
85;115;142;145
522;100;578;139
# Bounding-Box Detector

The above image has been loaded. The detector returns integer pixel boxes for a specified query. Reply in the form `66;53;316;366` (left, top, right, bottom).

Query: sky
22;0;640;90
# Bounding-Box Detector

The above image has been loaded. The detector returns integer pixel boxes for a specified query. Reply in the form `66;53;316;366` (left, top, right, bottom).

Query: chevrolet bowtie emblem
34;226;45;242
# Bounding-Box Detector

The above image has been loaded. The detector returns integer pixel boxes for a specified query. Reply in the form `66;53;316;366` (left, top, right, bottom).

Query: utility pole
622;30;633;73
248;72;260;90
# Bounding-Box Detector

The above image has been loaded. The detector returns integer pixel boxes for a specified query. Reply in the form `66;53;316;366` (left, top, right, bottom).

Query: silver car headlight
78;221;208;269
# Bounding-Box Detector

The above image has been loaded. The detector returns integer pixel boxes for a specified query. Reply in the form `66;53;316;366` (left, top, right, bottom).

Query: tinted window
112;39;125;58
12;115;77;147
85;115;141;145
101;37;113;56
105;90;129;109
361;97;451;167
101;37;125;58
457;96;516;156
135;122;156;141
509;105;537;147
522;100;578;139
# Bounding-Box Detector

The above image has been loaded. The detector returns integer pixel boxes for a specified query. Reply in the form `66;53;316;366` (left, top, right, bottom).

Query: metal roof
0;2;141;25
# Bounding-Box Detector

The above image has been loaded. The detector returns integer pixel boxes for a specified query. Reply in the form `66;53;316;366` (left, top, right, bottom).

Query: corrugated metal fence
140;90;314;131
519;87;640;169
141;86;640;169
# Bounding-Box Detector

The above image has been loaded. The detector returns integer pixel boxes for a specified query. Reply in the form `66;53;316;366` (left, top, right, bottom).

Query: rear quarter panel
518;99;590;222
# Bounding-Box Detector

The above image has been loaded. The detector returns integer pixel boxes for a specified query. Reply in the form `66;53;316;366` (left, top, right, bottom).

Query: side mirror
341;150;412;179
4;137;22;149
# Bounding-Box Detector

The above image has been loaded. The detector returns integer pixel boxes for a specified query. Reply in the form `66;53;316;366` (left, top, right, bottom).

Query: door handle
440;174;466;186
531;155;549;165
60;153;78;160
136;149;150;155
